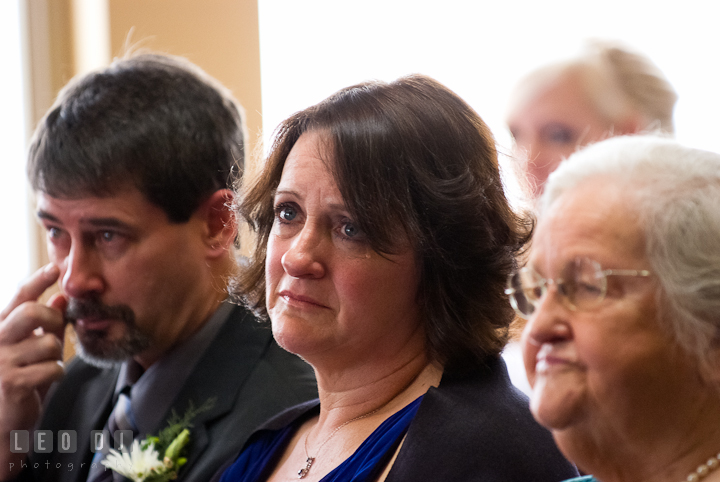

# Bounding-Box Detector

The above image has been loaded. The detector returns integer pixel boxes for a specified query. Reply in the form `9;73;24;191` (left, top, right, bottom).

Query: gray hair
581;40;677;133
540;135;720;378
514;40;677;134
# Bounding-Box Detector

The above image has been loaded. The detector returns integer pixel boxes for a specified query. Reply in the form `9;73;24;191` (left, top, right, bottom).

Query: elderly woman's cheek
529;367;587;430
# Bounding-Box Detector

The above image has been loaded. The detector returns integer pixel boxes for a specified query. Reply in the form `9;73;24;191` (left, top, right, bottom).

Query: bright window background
0;0;31;308
258;0;719;170
1;1;718;309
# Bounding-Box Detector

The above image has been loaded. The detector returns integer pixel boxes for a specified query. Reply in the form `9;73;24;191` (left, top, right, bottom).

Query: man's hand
0;264;67;480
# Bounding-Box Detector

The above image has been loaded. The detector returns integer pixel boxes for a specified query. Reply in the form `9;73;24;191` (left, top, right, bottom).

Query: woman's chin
270;319;324;359
529;375;585;431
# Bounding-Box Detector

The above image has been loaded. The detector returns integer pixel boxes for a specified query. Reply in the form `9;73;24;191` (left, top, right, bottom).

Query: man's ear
199;189;237;258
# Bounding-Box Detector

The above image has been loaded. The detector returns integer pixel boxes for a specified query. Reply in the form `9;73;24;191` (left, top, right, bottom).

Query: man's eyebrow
84;218;133;229
36;210;131;229
36;210;59;222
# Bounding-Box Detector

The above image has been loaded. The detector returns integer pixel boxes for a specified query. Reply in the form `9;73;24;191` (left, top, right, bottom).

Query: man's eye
48;227;62;238
99;231;116;242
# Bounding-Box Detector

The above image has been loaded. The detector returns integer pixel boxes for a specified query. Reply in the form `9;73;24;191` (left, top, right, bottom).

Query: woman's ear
200;189;237;258
615;114;644;135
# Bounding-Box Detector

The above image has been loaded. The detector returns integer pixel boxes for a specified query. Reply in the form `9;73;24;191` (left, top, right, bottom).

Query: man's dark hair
236;74;533;373
28;53;245;223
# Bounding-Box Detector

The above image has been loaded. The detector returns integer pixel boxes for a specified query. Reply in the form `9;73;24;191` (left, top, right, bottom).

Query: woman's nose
522;283;573;347
280;223;326;279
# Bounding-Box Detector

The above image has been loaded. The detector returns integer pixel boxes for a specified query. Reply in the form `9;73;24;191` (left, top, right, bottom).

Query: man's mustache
64;297;135;326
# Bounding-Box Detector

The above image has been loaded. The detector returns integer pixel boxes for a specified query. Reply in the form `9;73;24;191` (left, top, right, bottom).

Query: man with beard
0;53;317;482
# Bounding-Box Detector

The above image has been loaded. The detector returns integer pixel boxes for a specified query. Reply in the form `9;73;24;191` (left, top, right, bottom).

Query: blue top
564;477;596;482
220;396;423;482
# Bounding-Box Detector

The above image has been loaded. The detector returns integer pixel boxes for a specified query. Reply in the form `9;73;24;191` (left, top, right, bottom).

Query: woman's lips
535;344;576;373
278;290;328;309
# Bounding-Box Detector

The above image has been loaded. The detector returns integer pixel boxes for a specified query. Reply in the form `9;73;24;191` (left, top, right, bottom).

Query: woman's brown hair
235;74;533;373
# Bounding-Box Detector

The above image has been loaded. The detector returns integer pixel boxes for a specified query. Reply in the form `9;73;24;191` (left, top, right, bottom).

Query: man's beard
65;297;152;368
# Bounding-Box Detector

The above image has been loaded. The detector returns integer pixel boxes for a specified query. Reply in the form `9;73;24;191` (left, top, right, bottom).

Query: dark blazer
385;357;578;481
16;305;318;482
215;357;577;482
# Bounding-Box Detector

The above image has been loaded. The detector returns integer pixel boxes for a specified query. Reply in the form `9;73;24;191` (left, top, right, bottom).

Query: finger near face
9;333;64;366
0;360;64;398
0;264;60;321
0;301;65;345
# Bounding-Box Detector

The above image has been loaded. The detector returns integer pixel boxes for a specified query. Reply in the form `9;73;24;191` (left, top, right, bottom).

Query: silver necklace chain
298;406;381;479
296;367;428;479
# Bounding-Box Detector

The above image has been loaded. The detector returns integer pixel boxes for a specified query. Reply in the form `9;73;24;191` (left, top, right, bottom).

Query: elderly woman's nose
280;224;326;279
524;290;572;346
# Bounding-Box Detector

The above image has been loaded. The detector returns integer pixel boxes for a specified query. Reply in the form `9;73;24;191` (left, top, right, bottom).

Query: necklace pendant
298;456;314;479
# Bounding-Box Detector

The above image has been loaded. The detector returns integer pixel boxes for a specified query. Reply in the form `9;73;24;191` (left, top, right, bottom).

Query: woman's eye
343;223;359;238
278;205;297;222
543;124;576;145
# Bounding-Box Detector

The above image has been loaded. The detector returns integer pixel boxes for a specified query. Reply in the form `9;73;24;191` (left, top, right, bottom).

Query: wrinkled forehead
280;130;336;180
531;178;647;272
35;184;158;221
36;181;144;204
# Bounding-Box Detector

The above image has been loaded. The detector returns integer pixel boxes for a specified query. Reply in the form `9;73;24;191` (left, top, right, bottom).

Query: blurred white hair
513;40;678;134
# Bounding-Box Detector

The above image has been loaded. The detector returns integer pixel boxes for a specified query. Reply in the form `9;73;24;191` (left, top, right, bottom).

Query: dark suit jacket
214;356;577;482
16;305;318;482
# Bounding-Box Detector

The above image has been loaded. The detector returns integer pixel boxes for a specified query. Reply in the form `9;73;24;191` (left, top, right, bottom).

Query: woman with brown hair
218;74;577;481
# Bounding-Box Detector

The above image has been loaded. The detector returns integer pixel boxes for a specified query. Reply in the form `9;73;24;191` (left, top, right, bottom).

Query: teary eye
278;205;297;221
343;223;359;238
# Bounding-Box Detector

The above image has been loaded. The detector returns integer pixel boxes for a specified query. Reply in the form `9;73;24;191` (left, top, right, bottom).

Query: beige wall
23;0;263;360
108;0;264;161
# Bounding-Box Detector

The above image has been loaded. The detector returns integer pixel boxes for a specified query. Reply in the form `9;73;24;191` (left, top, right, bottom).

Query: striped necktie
86;386;138;482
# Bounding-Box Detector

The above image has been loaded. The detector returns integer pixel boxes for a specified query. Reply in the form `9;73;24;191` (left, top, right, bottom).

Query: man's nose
60;245;105;298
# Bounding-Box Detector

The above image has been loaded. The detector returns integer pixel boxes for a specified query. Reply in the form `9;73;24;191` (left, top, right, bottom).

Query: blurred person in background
508;135;720;482
502;41;678;395
506;40;677;198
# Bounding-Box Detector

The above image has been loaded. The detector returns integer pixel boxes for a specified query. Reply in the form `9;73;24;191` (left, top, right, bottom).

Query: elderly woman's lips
279;291;328;309
535;344;576;373
536;355;574;373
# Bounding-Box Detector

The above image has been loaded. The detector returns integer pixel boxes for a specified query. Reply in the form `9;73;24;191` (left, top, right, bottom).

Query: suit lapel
52;363;118;482
155;305;273;476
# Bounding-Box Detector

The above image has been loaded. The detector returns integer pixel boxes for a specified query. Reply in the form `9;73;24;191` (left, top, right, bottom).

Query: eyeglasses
505;257;652;319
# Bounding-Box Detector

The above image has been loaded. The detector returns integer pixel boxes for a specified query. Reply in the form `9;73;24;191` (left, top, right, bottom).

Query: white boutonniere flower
102;398;214;482
102;430;189;482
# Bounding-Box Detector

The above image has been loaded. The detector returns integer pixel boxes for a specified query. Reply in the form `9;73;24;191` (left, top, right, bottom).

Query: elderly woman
218;75;577;481
506;41;677;198
507;135;720;482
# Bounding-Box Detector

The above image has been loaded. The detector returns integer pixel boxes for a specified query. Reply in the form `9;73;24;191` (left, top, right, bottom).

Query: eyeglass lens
508;257;606;318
